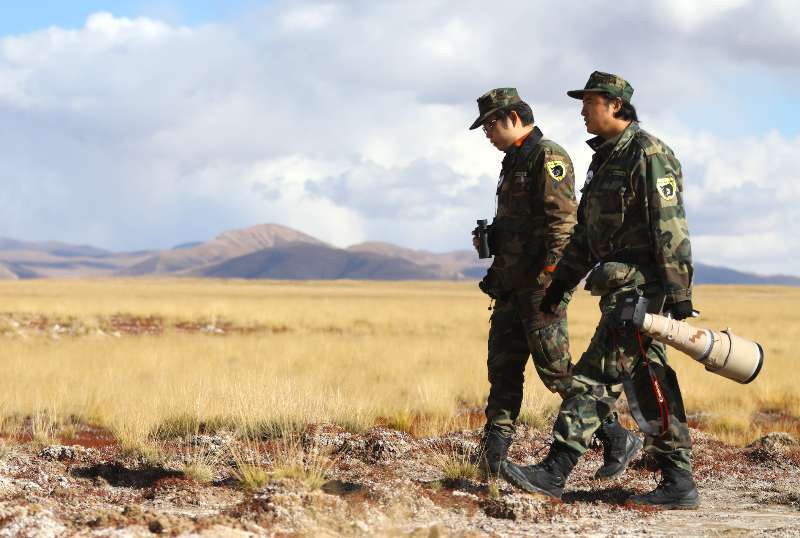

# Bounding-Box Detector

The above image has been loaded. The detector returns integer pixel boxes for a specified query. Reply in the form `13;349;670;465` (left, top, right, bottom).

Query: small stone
50;487;70;498
749;432;799;451
123;505;144;518
148;517;167;534
39;445;78;461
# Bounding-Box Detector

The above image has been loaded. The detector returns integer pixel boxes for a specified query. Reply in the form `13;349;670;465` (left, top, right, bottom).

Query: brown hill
0;262;19;280
0;238;151;278
347;241;489;279
1;225;798;284
0;238;112;258
189;242;443;280
117;224;325;276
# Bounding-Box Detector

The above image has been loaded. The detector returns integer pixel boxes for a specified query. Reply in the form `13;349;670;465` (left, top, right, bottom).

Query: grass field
0;279;797;452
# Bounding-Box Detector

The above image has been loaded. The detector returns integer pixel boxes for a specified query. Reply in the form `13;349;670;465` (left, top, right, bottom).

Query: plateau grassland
0;279;796;449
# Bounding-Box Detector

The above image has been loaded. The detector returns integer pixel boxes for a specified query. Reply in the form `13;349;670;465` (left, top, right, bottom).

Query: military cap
567;71;634;103
469;88;522;130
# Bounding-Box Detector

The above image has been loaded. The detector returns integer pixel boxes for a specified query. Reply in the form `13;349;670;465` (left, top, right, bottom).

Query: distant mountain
694;263;800;286
191;242;443;280
0;263;19;280
0;237;150;279
346;241;490;279
0;238;112;258
0;224;797;284
172;241;203;250
118;223;325;276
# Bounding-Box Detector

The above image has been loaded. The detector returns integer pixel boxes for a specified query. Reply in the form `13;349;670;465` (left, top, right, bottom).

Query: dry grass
432;448;481;482
231;462;270;492
269;436;332;490
0;279;796;448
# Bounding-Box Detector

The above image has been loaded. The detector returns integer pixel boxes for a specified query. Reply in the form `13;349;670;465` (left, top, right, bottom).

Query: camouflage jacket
489;126;578;291
554;122;693;303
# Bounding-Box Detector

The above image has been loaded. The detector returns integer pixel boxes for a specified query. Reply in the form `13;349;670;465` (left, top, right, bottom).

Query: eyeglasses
482;118;498;134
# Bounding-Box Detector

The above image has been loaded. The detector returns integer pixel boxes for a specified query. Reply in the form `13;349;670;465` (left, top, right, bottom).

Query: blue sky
0;1;263;34
0;1;798;276
686;68;800;138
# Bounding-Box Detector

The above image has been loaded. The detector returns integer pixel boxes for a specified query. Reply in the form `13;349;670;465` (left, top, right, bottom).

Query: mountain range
0;223;797;285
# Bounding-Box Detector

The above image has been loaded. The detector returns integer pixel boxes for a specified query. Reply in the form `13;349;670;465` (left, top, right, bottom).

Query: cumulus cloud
305;159;485;220
0;1;796;275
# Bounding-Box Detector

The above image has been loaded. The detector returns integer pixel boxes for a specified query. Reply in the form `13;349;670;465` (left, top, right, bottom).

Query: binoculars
474;219;492;259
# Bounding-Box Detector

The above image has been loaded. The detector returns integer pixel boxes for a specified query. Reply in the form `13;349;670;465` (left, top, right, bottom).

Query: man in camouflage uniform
469;88;639;481
501;72;699;509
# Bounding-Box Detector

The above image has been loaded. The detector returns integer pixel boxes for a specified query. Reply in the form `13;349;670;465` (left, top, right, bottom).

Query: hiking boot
500;445;579;499
628;466;700;509
478;427;512;476
594;415;643;480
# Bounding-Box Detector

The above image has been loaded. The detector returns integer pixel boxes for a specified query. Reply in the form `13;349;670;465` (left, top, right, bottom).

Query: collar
586;121;639;154
506;126;543;154
514;128;533;147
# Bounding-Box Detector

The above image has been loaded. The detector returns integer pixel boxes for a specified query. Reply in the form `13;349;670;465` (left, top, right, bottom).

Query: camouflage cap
567;71;634;103
469;88;522;130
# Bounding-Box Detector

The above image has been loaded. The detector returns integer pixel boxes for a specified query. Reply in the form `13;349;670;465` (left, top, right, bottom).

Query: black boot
478;427;512;476
628;465;700;509
500;445;579;498
594;414;643;480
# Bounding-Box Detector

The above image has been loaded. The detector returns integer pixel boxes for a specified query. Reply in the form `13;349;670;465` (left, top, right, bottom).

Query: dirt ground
1;424;799;537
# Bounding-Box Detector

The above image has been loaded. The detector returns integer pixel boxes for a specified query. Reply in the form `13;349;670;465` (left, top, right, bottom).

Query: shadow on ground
562;486;632;505
72;463;184;488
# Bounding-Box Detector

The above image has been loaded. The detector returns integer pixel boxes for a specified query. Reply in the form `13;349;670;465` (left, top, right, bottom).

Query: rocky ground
1;424;799;537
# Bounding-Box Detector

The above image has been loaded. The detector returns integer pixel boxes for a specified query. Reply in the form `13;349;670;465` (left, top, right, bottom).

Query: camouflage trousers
485;287;573;437
552;262;693;472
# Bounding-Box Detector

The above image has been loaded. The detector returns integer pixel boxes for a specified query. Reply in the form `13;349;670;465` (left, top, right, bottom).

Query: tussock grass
0;413;28;444
31;411;60;446
429;440;481;482
178;439;221;483
228;438;270;491
436;452;480;482
183;462;215;483
0;280;796;448
270;436;332;490
232;463;270;491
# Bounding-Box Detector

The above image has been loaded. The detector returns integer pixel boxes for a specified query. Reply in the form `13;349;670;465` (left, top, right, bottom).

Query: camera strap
619;327;671;438
637;329;671;436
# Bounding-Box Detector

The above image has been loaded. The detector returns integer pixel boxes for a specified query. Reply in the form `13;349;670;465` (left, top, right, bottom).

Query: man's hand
479;269;507;301
540;279;569;314
664;300;693;320
478;276;497;299
472;223;495;253
537;264;557;287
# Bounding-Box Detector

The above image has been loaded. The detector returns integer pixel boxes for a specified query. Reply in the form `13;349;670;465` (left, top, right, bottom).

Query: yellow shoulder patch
656;176;677;201
545;160;566;181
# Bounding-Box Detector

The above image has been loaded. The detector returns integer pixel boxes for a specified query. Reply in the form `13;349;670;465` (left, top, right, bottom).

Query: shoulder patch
546;160;566;181
656;176;677;201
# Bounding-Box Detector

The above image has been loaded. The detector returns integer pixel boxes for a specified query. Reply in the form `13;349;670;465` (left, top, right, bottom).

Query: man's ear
509;110;519;126
612;99;623;114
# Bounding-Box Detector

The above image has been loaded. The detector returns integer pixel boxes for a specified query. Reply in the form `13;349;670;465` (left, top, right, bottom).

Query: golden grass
269;437;332;490
0;279;796;448
432;448;481;482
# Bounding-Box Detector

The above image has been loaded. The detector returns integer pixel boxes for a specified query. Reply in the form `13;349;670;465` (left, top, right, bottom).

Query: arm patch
656;176;677;201
546;160;567;181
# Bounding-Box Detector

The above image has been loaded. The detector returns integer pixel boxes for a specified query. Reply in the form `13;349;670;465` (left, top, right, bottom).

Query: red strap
636;328;670;436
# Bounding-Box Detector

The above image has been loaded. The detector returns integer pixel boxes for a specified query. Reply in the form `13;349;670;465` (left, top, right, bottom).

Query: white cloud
0;1;796;275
